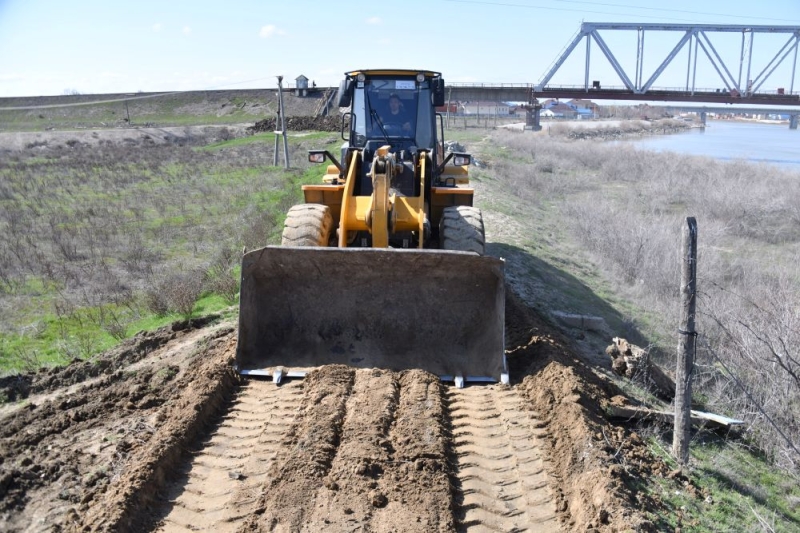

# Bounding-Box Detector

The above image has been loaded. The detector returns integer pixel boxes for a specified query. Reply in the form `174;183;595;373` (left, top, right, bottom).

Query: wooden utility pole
446;87;452;129
274;76;290;169
673;217;698;465
273;89;280;166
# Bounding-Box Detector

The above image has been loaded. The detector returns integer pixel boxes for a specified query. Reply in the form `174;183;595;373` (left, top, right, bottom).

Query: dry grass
0;131;333;368
486;129;800;471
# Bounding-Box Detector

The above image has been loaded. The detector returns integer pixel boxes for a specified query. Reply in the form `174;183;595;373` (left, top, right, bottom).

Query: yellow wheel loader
236;69;507;387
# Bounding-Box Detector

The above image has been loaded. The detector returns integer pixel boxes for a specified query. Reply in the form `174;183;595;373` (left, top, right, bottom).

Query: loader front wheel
281;204;333;246
439;206;485;255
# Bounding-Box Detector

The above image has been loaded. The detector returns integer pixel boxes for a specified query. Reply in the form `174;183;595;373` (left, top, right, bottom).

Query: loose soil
1;287;679;532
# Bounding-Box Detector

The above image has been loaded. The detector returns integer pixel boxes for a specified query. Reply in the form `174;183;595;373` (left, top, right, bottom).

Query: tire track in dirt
241;365;355;532
449;385;560;532
370;370;453;532
154;379;303;532
78;333;239;533
303;368;400;530
241;368;454;532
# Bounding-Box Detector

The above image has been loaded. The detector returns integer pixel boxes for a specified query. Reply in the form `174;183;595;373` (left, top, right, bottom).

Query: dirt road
1;295;661;532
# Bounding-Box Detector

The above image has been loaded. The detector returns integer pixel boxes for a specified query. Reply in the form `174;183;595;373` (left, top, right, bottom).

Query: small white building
461;101;512;115
295;75;309;96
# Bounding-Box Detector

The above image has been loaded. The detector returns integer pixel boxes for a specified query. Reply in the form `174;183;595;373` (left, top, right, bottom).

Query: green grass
0;291;234;374
645;435;800;532
198;131;335;151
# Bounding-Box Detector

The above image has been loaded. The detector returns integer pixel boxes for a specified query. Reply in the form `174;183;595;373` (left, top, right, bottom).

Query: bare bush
146;270;203;318
13;346;44;373
144;285;169;317
203;246;240;303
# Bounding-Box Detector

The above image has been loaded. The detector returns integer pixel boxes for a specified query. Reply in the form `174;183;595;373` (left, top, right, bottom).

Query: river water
627;120;800;170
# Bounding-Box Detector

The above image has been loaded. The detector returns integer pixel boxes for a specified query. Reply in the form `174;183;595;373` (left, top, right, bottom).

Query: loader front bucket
236;246;507;384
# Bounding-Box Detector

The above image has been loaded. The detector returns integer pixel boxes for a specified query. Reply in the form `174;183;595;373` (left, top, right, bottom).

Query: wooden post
273;124;279;166
273;86;280;167
446;87;452;129
673;217;698;465
276;76;290;169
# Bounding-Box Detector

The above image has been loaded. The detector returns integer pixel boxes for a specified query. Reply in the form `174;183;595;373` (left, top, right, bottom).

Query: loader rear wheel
439;206;485;255
281;204;333;246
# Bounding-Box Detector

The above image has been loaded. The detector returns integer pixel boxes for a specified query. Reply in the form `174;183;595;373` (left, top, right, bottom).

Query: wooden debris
605;404;744;430
606;337;675;401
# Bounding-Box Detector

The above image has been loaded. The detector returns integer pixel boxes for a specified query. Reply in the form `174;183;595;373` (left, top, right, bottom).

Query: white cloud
183;26;192;35
152;22;162;32
259;24;286;38
366;16;382;25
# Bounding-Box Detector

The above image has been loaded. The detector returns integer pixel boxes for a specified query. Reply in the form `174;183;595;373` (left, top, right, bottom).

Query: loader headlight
308;150;327;163
452;153;471;166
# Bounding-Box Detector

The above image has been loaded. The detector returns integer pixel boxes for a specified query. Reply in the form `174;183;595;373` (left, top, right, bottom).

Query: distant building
546;102;578;119
568;99;599;118
461;101;512;115
295;75;309;97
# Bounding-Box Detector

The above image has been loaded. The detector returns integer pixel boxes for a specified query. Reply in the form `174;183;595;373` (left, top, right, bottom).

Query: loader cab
339;70;444;197
339;70;444;151
345;71;438;151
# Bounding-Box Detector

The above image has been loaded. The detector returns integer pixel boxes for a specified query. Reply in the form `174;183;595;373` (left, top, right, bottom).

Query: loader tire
439;206;485;255
281;204;333;246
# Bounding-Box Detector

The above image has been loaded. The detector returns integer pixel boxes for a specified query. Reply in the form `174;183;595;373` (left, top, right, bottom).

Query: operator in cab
385;93;412;133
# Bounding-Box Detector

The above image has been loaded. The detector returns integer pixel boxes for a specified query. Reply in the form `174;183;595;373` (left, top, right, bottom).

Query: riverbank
545;118;696;140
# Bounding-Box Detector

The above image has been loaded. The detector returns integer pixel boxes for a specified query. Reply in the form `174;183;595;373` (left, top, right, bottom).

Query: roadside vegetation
0;129;341;372
458;127;800;531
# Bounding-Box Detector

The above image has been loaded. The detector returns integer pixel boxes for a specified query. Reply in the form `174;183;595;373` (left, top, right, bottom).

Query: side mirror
452;152;471;166
308;150;328;163
337;79;352;107
341;112;351;142
308;150;344;175
432;78;445;107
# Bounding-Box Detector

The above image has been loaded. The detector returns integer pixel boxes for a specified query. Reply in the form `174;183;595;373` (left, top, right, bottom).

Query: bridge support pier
790;115;798;130
526;106;542;131
699;111;707;127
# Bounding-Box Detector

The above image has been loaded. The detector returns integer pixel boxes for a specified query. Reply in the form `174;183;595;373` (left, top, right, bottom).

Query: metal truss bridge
445;23;800;108
535;23;800;106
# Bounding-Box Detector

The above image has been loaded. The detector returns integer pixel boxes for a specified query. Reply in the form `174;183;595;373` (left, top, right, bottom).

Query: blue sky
0;0;798;97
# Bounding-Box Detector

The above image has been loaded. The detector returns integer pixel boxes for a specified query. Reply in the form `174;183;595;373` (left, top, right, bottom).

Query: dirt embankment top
0;88;337;131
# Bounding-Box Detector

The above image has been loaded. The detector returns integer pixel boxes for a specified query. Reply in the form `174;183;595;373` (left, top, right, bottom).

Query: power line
443;0;800;24
549;0;799;23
